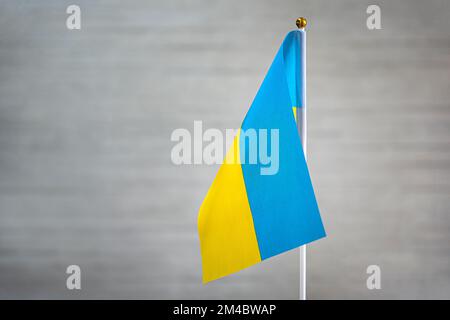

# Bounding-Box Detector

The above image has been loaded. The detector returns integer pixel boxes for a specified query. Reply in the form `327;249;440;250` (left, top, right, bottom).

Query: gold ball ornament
296;17;307;29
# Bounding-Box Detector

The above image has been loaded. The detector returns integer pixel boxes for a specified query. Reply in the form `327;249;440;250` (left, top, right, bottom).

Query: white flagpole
296;17;307;301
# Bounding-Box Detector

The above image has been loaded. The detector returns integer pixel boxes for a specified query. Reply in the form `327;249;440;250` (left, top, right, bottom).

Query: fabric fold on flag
198;30;326;283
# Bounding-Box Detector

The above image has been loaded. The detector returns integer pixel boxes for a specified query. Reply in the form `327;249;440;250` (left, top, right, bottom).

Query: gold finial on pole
296;17;307;29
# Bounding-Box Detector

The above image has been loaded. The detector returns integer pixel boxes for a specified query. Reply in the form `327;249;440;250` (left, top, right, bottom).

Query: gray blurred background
0;0;449;299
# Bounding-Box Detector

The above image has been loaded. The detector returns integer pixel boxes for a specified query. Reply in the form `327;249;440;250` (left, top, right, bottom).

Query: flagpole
296;17;307;301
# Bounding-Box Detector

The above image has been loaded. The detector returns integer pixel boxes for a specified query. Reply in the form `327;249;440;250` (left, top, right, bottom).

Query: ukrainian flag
198;30;326;283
